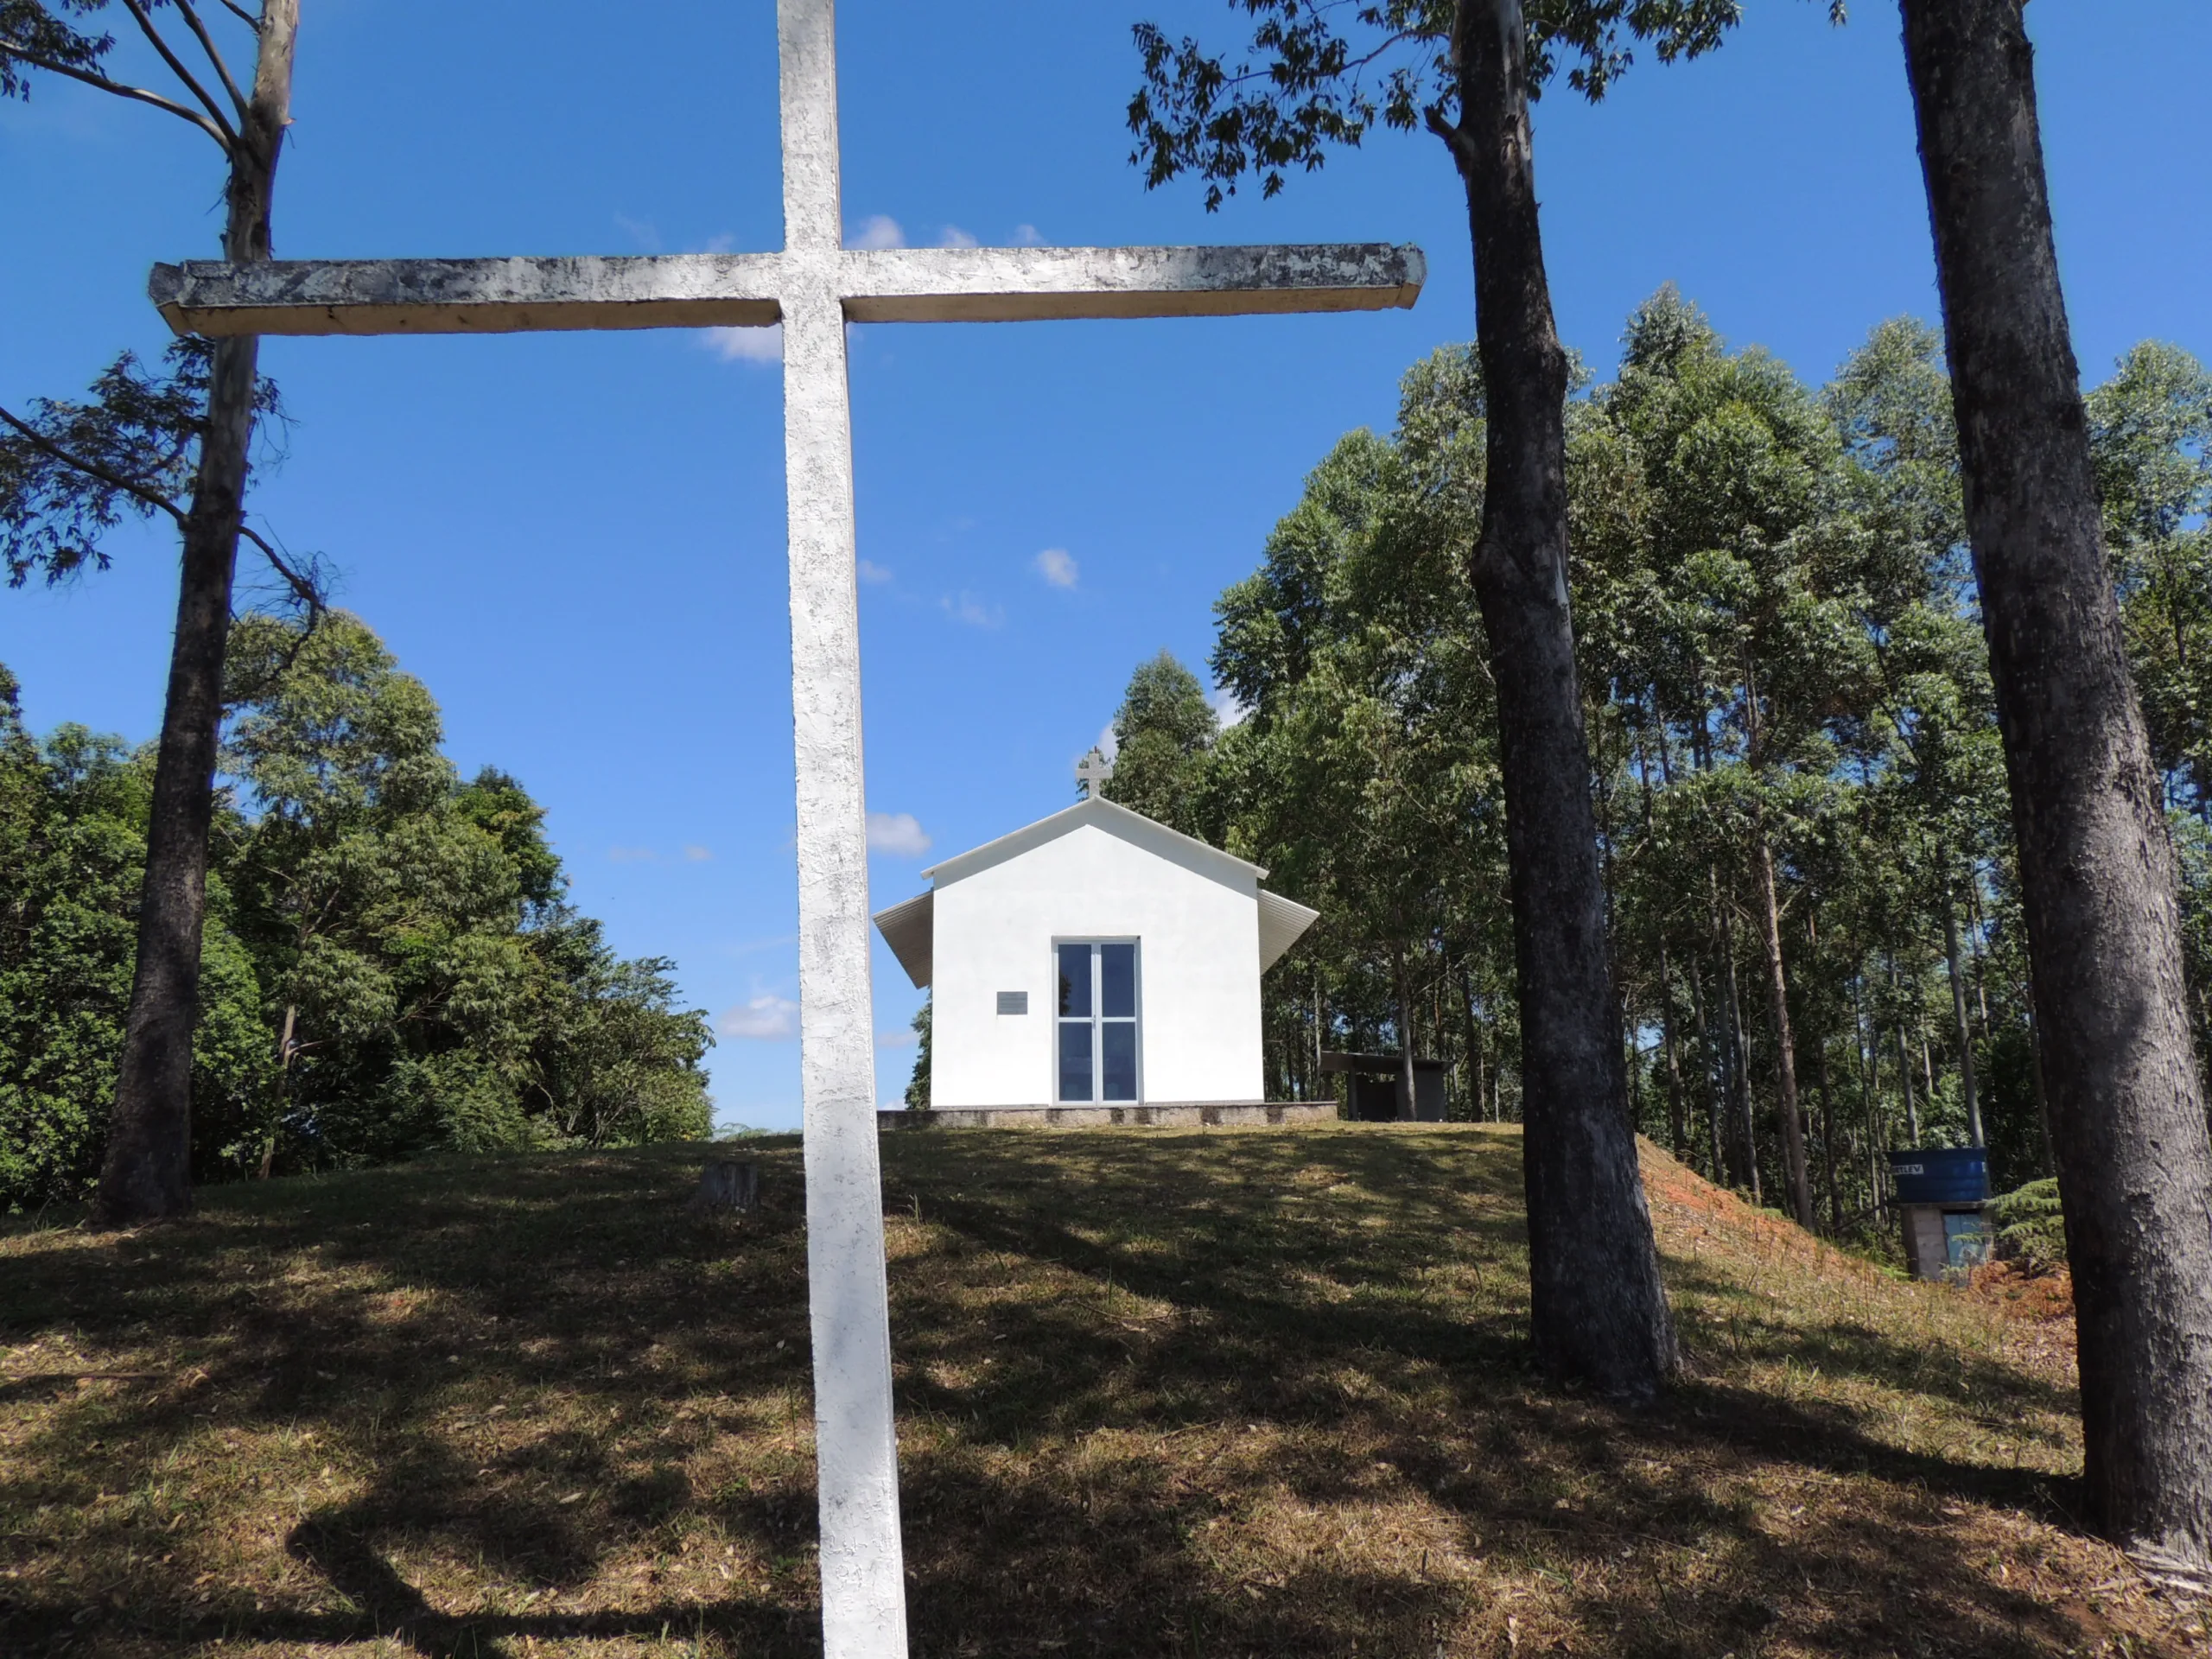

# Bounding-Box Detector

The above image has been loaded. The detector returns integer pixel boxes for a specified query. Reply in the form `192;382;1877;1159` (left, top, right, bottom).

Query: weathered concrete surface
881;1102;1340;1130
148;3;1423;1651
151;243;1422;337
773;8;907;1658
839;243;1424;321
149;255;784;336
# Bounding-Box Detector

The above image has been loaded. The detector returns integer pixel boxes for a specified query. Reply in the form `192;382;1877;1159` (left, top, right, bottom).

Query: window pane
1057;943;1091;1018
1101;1021;1137;1101
1099;943;1135;1018
1058;1021;1093;1102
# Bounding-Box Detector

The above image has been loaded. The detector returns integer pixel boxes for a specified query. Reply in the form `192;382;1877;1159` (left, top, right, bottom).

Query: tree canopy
1127;0;1806;209
0;613;713;1211
1103;294;2212;1232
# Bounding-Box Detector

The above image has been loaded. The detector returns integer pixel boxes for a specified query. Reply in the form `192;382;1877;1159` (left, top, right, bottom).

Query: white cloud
703;232;738;253
847;213;906;250
701;323;781;364
721;994;799;1040
937;225;979;248
1096;723;1119;761
1033;547;1079;588
1209;686;1251;729
683;844;713;862
876;1026;919;1050
867;811;932;857
857;558;894;585
613;213;662;251
1014;223;1046;246
608;846;657;863
942;592;1002;629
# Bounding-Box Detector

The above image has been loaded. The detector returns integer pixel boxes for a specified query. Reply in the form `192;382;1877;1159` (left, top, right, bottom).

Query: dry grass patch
0;1126;2200;1656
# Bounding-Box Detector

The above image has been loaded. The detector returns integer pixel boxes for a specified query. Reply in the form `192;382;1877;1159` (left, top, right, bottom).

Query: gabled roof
870;796;1319;991
873;889;934;990
919;793;1268;886
1258;889;1322;972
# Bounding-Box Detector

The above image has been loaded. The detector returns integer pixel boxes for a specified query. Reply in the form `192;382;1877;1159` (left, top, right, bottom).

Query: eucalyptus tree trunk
1392;944;1418;1119
1817;1044;1840;1235
1901;0;2212;1580
1887;953;1921;1144
1658;945;1688;1160
1430;0;1675;1396
1752;830;1815;1226
1459;959;1484;1122
1717;900;1761;1205
1941;888;1985;1147
1689;965;1724;1182
95;1;300;1228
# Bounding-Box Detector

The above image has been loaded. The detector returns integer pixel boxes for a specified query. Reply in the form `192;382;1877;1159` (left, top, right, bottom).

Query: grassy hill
0;1126;2194;1657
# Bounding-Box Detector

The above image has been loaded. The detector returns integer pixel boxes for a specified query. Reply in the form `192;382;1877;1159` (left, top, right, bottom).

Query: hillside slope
0;1126;2193;1656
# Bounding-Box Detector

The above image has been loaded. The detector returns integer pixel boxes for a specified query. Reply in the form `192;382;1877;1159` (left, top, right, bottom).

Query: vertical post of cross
775;2;908;1655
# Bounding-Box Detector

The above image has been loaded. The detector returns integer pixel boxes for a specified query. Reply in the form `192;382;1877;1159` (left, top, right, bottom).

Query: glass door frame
1053;938;1141;1104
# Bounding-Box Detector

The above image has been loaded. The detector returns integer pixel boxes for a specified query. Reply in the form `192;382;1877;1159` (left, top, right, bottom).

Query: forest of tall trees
1102;291;2211;1235
0;612;715;1211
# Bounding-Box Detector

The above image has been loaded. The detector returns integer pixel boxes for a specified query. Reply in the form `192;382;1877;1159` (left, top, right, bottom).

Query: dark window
1102;1021;1137;1101
1058;1021;1093;1103
1057;941;1091;1018
1100;943;1135;1019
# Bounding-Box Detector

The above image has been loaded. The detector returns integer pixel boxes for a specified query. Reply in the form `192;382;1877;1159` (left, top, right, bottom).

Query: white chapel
872;786;1320;1120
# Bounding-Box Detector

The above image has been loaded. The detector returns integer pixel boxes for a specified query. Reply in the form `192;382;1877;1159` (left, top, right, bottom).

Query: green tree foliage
0;674;267;1206
904;999;932;1111
1098;650;1221;835
1099;296;2211;1240
2085;341;2212;1065
0;614;712;1211
1206;345;1510;1107
1127;0;1769;211
2088;342;2212;823
1988;1176;2067;1273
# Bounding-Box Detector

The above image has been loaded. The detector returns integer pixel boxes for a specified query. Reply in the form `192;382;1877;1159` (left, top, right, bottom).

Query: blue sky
3;1;2205;1130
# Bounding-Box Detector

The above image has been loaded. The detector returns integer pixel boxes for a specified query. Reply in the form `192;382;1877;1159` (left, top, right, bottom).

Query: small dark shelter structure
1888;1147;1991;1280
1319;1051;1447;1122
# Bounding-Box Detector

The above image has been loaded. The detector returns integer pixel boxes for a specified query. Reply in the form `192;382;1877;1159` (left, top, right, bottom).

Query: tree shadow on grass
0;1129;2174;1657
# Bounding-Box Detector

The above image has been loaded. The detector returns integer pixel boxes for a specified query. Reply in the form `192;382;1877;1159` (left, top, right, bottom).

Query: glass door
1056;940;1138;1103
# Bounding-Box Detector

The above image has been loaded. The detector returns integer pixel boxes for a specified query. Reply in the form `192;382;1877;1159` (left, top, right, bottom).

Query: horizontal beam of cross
149;245;1426;336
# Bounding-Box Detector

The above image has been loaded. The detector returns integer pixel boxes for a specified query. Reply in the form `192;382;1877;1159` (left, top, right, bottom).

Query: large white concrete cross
150;4;1421;1653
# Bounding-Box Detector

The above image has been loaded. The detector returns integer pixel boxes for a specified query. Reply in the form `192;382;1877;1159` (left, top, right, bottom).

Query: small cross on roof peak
1077;749;1114;799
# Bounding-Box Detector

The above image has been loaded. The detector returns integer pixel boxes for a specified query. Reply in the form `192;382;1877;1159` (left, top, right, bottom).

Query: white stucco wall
930;818;1264;1107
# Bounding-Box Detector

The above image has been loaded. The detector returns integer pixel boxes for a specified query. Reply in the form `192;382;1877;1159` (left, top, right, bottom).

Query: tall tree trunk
2028;1002;2056;1175
1719;903;1762;1205
1433;0;1674;1396
1752;829;1815;1226
257;1000;296;1180
1942;883;1986;1147
1393;943;1419;1120
1459;958;1485;1124
1901;0;2212;1579
1688;961;1725;1182
1860;976;1888;1218
95;1;300;1228
1658;944;1688;1160
1817;1041;1840;1236
1300;973;1318;1106
1888;953;1922;1145
1965;869;1994;1033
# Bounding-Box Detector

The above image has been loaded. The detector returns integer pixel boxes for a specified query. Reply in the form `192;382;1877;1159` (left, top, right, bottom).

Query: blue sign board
1888;1147;1989;1205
